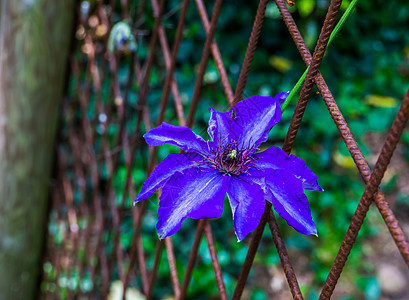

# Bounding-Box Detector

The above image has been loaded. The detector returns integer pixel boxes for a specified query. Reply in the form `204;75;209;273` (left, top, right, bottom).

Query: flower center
204;141;257;175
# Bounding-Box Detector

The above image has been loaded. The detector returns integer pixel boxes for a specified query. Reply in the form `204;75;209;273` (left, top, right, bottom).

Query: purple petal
226;175;266;242
144;122;208;153
134;152;203;203
157;168;227;239
253;146;323;191
276;91;289;106
207;108;238;146
233;94;282;148
263;169;317;236
238;172;273;202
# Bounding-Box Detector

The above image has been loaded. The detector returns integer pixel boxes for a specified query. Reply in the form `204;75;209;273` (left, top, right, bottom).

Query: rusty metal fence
42;0;409;299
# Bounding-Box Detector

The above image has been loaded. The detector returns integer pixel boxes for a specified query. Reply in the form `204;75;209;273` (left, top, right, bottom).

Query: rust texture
43;0;409;299
157;0;191;125
282;0;342;154
195;0;234;106
233;0;269;105
187;0;224;127
165;237;181;299
268;212;303;300
319;88;409;299
232;203;272;300
204;222;229;300
179;220;206;300
275;0;409;268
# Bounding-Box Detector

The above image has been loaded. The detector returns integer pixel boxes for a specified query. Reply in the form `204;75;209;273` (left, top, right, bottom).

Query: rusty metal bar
319;88;409;299
273;0;312;65
58;152;77;299
179;220;206;300
146;240;164;299
155;3;186;126
94;3;131;286
282;0;342;154
66;62;98;293
73;38;112;294
136;232;150;294
204;222;229;300
232;203;271;300
186;0;224;127
268;211;303;300
68;127;95;290
233;0;269;104
84;3;130;286
157;0;191;125
138;0;166;123
137;0;147;24
165;237;181;299
122;0;166;292
275;0;409;267
124;204;149;294
195;0;234;106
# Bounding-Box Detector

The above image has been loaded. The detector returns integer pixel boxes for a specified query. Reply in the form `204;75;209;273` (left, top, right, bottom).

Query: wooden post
0;0;74;298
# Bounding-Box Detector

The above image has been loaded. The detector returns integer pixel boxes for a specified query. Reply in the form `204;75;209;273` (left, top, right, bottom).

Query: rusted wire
157;0;191;125
186;0;224;127
232;203;272;300
146;240;164;299
204;222;229;300
233;0;269;105
138;0;166;124
73;34;112;294
275;0;409;268
282;0;342;154
195;0;234;106
65;64;99;294
179;220;206;300
122;0;168;291
155;4;186;126
59;151;78;300
165;237;181;299
268;211;304;300
320;88;409;299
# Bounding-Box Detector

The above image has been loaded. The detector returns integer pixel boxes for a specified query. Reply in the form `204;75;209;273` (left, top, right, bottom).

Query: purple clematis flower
135;93;323;241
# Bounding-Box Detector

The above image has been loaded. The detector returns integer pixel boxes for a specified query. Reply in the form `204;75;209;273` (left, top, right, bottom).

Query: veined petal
134;152;203;203
207;108;238;146
238;171;273;202
263;169;317;236
233;94;282;148
253;146;323;191
144;122;208;153
226;175;266;242
157;168;227;239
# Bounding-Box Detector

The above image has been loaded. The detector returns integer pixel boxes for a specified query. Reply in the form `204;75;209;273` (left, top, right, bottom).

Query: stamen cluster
204;140;257;175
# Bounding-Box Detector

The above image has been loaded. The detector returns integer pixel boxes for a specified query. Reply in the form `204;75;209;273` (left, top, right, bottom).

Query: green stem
281;0;359;112
281;66;309;111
